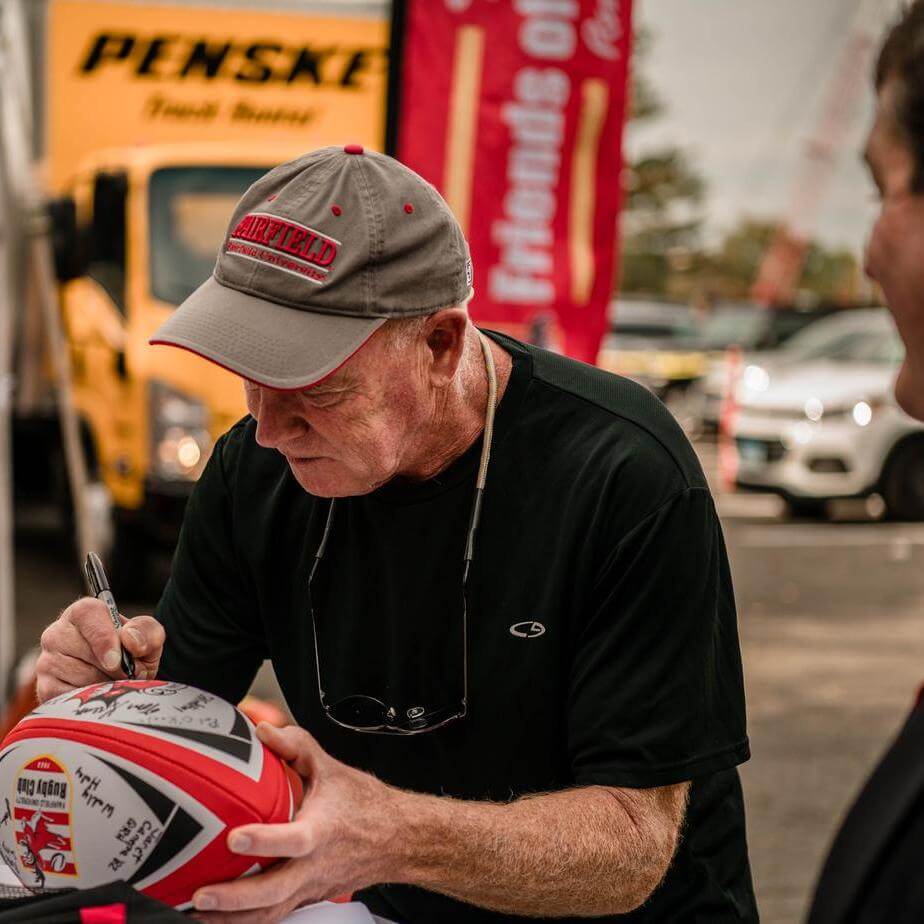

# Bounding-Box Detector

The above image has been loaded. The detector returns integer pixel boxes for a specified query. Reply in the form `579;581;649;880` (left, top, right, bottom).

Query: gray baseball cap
150;145;473;389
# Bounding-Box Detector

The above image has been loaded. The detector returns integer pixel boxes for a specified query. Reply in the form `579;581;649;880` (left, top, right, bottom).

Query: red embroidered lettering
298;232;318;258
264;220;286;245
224;213;339;280
230;215;255;239
311;240;337;267
281;227;307;253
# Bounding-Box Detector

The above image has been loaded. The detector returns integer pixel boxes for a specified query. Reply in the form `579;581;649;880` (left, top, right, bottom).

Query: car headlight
149;381;212;481
742;364;770;393
804;397;824;421
850;397;888;426
852;401;873;427
806;397;886;425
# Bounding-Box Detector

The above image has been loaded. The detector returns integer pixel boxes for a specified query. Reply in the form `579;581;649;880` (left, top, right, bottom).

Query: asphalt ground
9;440;924;923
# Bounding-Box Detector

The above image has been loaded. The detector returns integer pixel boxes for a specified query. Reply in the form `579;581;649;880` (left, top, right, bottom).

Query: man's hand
192;723;403;922
36;598;166;702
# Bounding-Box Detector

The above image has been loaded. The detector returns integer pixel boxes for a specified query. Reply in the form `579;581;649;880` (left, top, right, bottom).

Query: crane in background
750;0;893;306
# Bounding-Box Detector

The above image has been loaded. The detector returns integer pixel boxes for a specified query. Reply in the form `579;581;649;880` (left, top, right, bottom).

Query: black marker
84;552;135;679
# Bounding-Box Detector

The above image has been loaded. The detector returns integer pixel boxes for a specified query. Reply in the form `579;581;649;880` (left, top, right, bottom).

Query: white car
731;309;924;519
690;305;843;433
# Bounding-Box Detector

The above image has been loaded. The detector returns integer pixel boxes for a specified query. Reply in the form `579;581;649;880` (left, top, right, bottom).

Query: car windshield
780;311;904;364
609;300;699;341
149;166;270;306
696;305;837;351
764;309;836;346
696;305;764;350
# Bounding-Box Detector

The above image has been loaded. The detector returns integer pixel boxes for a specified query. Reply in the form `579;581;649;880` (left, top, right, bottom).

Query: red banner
394;0;633;362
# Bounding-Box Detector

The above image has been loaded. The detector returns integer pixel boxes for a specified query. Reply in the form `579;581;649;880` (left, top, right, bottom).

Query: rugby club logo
13;755;78;886
226;211;339;286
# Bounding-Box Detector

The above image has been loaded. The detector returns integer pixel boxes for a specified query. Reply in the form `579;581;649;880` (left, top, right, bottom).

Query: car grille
808;457;850;474
736;437;787;463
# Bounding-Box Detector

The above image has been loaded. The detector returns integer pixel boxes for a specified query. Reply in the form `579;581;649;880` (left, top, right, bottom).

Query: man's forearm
385;782;689;918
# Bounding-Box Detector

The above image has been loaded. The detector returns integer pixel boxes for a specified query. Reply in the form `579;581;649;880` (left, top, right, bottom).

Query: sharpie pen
84;551;135;679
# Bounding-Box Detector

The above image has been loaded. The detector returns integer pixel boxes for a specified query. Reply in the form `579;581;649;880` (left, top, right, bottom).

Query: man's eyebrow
303;378;355;396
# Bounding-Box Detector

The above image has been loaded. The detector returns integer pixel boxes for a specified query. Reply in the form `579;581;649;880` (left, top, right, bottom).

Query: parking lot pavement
9;440;924;923
718;493;924;922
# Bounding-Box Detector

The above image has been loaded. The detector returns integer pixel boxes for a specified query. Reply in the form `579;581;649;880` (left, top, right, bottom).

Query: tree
618;30;707;296
617;35;860;305
693;218;859;303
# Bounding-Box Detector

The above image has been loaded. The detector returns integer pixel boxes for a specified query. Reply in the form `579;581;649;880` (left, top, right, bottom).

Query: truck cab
50;142;302;589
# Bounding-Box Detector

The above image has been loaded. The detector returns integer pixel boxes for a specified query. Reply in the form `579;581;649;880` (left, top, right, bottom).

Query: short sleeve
154;433;266;702
568;486;749;789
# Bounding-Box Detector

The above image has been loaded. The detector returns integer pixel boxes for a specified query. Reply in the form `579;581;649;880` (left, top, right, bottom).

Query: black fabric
0;879;186;922
854;792;924;922
155;331;756;922
808;700;924;923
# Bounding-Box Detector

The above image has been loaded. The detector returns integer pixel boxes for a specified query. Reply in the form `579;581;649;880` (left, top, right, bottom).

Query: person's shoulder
213;415;253;468
218;415;256;450
212;415;286;487
497;332;707;492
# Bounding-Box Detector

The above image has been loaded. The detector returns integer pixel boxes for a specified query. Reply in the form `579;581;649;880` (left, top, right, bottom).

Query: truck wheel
784;497;829;520
883;438;924;521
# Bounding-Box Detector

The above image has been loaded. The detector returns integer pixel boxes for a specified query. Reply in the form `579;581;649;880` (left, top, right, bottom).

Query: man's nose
252;389;297;450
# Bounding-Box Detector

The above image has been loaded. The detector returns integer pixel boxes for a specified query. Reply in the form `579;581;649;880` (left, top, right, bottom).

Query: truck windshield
149;166;269;306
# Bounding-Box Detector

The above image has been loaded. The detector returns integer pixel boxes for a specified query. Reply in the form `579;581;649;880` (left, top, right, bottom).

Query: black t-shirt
155;331;757;922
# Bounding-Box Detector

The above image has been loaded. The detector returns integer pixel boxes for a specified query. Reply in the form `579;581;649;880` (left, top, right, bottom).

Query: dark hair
876;1;924;191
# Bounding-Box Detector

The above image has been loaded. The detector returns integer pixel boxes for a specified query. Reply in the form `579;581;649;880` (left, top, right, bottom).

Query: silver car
731;309;924;519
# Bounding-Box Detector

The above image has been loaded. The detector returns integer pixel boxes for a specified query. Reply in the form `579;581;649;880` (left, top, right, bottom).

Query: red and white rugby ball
0;680;301;908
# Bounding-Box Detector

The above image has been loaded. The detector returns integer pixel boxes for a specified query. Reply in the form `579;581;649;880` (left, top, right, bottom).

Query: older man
37;146;755;922
809;4;924;922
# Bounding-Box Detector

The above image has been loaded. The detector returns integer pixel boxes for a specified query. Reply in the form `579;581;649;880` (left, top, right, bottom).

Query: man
808;4;924;921
37;146;756;922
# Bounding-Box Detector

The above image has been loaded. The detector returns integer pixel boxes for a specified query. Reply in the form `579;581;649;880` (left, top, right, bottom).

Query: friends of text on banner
393;0;633;362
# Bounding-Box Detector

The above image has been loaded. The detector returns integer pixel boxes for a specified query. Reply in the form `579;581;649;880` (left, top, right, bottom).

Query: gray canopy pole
0;0;24;711
0;0;98;709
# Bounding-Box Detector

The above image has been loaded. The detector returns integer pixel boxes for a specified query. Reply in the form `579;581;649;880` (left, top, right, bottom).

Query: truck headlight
149;381;212;481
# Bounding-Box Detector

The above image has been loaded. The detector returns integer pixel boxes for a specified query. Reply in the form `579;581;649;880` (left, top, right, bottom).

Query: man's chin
895;361;924;422
286;457;374;498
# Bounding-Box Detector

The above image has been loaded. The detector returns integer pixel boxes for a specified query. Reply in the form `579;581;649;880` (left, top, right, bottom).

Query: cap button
343;144;364;155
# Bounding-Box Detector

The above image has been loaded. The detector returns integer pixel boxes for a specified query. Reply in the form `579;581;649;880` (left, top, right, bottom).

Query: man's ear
425;308;469;386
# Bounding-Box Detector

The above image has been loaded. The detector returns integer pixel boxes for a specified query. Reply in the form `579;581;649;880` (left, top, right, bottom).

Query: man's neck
399;333;513;482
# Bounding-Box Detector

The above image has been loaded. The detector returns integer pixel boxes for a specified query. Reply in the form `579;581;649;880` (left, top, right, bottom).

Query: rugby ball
0;680;301;908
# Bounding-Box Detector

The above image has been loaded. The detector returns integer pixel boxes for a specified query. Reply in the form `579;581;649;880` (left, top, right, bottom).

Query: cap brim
149;277;386;390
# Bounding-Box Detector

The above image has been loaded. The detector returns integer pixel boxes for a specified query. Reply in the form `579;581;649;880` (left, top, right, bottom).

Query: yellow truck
19;0;387;591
